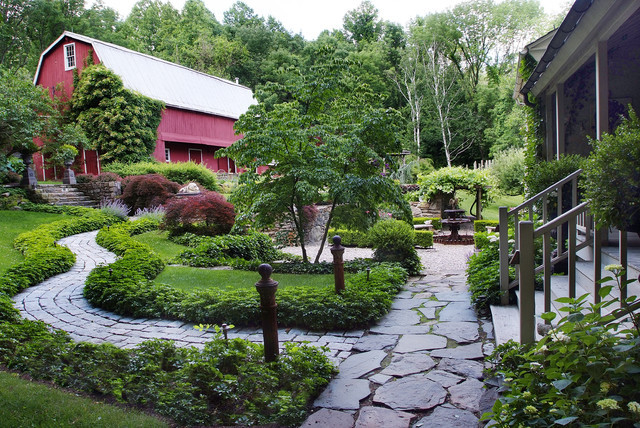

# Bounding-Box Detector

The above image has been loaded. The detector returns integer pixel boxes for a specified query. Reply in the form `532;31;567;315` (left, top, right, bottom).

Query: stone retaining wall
75;181;122;203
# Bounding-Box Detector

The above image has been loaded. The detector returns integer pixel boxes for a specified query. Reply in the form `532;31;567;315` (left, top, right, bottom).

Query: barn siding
34;35;244;178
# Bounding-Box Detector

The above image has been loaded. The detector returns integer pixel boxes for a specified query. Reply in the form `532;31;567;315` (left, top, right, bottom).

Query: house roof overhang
520;0;640;99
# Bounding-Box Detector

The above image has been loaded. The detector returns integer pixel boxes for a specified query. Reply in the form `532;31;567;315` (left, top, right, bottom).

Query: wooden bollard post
331;235;345;294
255;263;279;362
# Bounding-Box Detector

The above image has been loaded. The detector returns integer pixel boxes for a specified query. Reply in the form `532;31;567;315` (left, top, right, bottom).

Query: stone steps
34;184;98;208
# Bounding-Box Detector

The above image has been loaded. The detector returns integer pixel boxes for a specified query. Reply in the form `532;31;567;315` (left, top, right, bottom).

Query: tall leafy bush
163;191;235;236
120;174;180;214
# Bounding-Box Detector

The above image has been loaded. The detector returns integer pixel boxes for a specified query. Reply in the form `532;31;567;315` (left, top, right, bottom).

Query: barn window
165;148;171;162
64;43;76;70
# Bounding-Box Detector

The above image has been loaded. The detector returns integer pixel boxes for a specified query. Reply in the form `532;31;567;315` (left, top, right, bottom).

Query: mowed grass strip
156;266;347;292
0;370;168;428
0;210;67;273
130;230;188;261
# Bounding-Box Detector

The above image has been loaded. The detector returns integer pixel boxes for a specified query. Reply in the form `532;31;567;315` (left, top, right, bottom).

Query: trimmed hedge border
328;227;434;249
85;222;408;330
0;208;336;427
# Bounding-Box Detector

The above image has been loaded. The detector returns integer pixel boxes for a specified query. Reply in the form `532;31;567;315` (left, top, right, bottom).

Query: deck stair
34;184;98;208
491;169;640;345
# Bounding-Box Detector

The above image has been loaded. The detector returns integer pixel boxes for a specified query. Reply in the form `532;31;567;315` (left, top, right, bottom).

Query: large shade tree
220;48;411;263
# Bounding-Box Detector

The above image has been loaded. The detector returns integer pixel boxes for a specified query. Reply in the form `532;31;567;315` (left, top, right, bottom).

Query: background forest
1;0;564;167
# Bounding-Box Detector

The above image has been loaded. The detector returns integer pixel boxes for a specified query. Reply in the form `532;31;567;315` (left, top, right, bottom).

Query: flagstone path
12;230;497;427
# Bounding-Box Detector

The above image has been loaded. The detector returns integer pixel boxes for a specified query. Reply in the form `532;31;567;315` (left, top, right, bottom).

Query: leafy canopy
220;48;411;262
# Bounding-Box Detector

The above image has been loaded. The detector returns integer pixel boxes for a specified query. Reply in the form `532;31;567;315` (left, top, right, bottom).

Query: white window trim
188;148;203;164
64;43;76;71
165;148;171;163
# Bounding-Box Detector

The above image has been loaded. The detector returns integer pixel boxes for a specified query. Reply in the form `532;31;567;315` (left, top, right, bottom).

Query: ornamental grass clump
484;265;640;426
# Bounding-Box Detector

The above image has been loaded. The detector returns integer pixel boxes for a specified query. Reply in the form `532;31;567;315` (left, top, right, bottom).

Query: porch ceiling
525;0;640;98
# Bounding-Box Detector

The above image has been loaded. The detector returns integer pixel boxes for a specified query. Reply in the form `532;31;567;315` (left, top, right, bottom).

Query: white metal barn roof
35;31;256;120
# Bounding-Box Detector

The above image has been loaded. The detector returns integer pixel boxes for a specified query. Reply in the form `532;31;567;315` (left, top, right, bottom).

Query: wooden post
568;216;577;299
330;235;345;294
519;221;535;344
255;264;279;362
620;230;628;305
543;231;552;320
499;206;510;305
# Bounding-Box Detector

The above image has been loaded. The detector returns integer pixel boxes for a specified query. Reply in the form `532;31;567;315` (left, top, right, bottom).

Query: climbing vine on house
70;65;164;163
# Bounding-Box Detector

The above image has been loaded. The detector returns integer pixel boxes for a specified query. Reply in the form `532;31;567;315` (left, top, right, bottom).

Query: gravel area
280;242;475;277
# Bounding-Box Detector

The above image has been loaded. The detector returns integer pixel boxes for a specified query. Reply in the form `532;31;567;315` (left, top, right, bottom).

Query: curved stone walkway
12;230;497;427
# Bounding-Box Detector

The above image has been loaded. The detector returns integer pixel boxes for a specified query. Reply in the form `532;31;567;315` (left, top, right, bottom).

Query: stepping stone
424;370;464;388
482;320;495;339
380;353;436;377
414;404;479;427
423;300;448;308
395;291;414;299
430;342;484;360
418;307;437;319
369;373;392;384
391;298;429;310
301;408;354;428
373;374;446;411
431;322;479;343
314;378;371;410
437;302;477;322
448;378;485;412
337;350;387;379
352;334;398;352
377;310;421;326
369;325;432;335
434;291;471;302
437;358;484;379
354;406;414;428
394;334;447;353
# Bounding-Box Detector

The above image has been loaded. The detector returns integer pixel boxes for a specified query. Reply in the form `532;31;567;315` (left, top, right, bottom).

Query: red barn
32;31;255;180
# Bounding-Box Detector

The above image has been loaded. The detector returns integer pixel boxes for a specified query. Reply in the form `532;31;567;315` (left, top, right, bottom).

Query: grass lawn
0;370;167;428
0;210;67;273
457;190;524;221
130;230;188;261
156;265;346;292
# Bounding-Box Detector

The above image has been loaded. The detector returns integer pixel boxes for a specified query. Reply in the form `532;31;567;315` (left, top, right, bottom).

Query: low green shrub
0;322;335;427
466;239;511;312
415;230;433;248
474;219;499;233
104;160;220;191
171;232;283;267
484;267;640;426
473;231;495;250
369;219;422;275
327;228;371;247
413;217;442;229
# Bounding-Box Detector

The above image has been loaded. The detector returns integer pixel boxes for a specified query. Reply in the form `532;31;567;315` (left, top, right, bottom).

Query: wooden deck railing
497;169;634;343
498;169;583;304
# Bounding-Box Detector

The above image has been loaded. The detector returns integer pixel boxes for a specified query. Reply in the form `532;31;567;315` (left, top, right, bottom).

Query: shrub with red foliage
163;191;235;236
121;174;180;214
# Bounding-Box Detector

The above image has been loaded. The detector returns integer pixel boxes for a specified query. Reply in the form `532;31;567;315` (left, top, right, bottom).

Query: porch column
545;92;555;161
555;83;565;159
595;40;609;139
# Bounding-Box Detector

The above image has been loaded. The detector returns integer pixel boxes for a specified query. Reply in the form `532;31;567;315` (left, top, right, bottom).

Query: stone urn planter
62;159;76;185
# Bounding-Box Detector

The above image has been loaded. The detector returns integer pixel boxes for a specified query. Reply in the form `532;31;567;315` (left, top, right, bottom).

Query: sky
91;0;571;41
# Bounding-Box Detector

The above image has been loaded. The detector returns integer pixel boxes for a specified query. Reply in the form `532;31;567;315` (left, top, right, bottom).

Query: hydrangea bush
485;265;640;426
